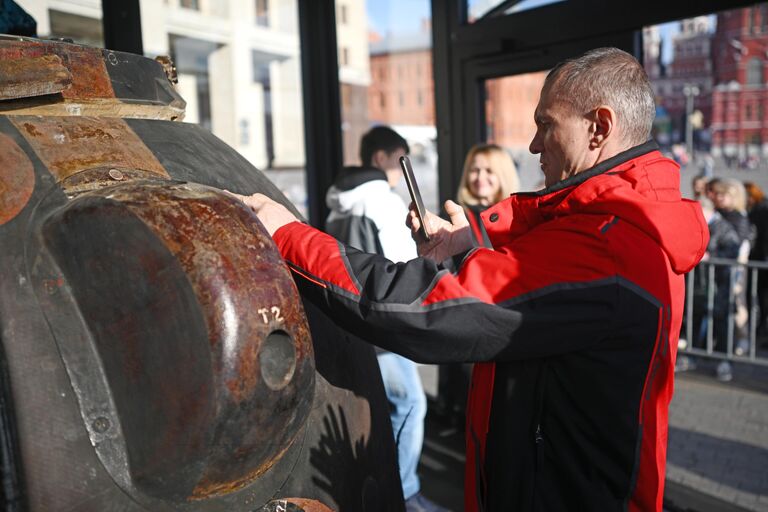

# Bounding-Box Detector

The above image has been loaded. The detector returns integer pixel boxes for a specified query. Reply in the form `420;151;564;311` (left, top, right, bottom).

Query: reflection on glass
336;0;438;213
643;4;768;188
17;1;104;46
467;0;566;22
484;72;547;191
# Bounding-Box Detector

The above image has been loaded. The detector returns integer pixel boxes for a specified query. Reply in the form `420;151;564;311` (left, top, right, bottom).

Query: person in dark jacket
711;179;753;379
231;48;708;511
745;181;768;336
681;199;741;373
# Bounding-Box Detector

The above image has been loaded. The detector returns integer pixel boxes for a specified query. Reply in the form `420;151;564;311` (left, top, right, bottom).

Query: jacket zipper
532;364;549;511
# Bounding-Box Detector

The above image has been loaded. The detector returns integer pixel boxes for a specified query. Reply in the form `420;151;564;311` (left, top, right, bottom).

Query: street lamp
683;84;700;162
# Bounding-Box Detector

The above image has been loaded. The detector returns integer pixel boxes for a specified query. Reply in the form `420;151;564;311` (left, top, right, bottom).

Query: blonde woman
710;179;754;380
457;144;520;245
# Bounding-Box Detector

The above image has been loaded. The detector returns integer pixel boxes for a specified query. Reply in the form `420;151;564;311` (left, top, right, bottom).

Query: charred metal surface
33;181;314;503
0;36;184;119
10;115;168;181
58;167;161;198
0;54;71;100
126;118;303;219
0;133;34;225
0;37;114;100
0;37;404;512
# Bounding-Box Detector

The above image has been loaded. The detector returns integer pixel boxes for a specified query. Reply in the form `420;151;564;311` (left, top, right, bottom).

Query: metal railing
682;257;768;366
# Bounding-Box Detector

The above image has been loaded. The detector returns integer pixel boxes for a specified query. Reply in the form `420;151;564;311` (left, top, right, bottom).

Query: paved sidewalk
667;369;768;512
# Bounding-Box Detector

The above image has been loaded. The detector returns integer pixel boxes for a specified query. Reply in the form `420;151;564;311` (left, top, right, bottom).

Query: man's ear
371;149;387;169
590;105;615;149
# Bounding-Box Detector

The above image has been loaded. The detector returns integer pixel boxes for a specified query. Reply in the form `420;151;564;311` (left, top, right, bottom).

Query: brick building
368;30;435;126
711;4;768;160
645;17;714;147
485;72;547;152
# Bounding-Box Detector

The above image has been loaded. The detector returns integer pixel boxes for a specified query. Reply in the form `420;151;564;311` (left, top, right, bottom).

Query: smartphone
399;155;430;242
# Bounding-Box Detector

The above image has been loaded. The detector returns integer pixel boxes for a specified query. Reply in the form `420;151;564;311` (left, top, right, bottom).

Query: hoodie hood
326;166;389;214
483;142;709;274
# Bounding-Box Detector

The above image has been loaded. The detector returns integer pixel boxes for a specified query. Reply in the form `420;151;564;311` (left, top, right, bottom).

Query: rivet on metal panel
108;169;125;181
92;416;111;433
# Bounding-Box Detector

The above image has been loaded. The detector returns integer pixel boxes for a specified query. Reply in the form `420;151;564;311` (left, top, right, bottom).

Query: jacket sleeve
272;220;620;364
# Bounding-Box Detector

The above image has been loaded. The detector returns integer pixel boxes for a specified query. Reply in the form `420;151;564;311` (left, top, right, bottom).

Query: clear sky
366;0;432;37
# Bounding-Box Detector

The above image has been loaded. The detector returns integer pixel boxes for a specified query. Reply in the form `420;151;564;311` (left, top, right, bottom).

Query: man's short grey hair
544;47;656;147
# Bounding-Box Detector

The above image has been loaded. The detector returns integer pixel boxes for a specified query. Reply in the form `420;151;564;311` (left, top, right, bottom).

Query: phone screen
399;155;430;242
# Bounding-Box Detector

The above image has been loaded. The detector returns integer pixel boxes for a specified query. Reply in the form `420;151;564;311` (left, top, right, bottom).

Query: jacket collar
480;140;709;274
518;140;660;198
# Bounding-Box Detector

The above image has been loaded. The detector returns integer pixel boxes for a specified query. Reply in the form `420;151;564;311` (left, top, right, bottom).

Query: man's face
529;85;594;187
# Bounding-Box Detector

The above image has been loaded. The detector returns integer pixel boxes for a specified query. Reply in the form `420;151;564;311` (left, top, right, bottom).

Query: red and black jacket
271;141;708;511
465;204;493;248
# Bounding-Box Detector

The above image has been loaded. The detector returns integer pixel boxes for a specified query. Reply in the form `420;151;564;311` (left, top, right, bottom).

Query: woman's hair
711;178;747;212
744;181;765;208
457;144;520;207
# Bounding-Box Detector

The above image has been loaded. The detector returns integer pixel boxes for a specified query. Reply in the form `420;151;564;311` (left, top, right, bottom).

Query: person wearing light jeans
378;352;427;500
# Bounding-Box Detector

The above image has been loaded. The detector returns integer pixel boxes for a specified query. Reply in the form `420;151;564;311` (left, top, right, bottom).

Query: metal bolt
108;169;124;181
92;416;111;433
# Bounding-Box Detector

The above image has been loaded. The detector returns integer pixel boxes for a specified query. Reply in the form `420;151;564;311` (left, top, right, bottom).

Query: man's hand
407;200;474;262
225;191;298;236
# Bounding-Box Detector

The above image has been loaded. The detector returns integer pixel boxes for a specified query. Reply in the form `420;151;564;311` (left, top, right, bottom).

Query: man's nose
529;132;542;155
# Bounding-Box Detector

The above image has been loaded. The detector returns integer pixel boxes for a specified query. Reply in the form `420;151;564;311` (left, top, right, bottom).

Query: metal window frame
432;0;757;204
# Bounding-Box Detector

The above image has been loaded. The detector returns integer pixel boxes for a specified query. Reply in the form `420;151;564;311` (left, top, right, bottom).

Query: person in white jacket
325;126;445;512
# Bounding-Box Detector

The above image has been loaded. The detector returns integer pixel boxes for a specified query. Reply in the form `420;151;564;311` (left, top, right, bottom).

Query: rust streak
0;41;114;100
0;54;72;100
0;134;35;226
10;116;168;181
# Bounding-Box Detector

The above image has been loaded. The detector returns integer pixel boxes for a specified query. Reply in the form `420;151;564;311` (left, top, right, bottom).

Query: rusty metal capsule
0;35;402;512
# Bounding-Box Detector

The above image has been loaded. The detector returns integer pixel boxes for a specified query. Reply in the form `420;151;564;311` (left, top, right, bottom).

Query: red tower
711;5;768;162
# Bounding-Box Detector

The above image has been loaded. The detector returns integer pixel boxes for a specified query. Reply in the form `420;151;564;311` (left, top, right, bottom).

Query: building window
747;57;763;85
180;0;199;10
379;92;386;109
399;91;404;107
746;104;752;120
340;4;348;24
417;90;423;106
341;47;349;66
252;58;274;166
256;0;269;27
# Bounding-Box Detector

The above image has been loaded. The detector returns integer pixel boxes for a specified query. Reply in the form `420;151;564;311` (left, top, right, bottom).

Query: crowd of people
680;174;768;381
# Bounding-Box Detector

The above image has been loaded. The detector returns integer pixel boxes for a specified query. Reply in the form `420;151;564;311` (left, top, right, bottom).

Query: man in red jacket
231;48;708;511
